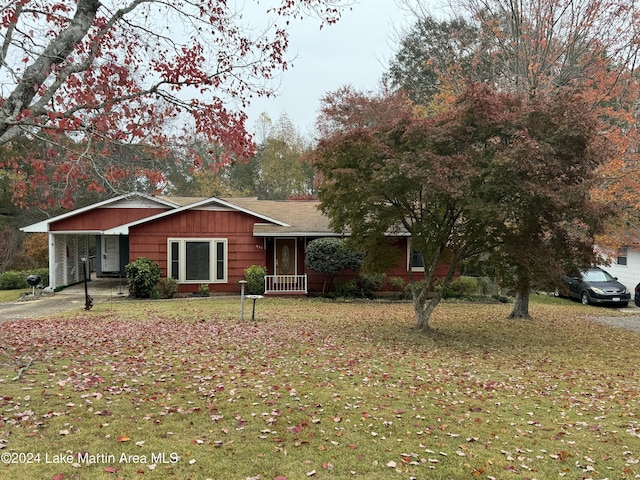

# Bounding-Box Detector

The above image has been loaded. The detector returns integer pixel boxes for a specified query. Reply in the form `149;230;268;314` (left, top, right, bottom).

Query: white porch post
57;235;69;287
48;233;56;290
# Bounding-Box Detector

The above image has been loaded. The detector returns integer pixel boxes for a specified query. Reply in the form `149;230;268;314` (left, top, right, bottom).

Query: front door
102;236;120;273
275;239;296;275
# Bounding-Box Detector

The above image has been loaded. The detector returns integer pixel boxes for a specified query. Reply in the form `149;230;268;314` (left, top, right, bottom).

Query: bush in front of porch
305;238;364;296
244;265;267;295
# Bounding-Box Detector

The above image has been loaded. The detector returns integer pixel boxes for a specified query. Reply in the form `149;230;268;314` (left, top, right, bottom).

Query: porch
264;274;308;295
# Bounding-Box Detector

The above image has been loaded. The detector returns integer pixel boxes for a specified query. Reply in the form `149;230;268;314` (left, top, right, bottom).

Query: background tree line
163;113;315;200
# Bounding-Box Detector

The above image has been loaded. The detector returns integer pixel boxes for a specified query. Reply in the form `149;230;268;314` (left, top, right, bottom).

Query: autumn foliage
392;0;640;251
314;83;610;327
0;0;349;208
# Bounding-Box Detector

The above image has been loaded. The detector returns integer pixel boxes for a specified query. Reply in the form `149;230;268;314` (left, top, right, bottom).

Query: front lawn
0;289;23;302
1;298;639;479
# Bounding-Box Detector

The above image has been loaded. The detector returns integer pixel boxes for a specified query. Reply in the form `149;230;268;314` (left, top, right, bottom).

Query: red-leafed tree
392;0;640;317
314;83;611;330
0;0;350;208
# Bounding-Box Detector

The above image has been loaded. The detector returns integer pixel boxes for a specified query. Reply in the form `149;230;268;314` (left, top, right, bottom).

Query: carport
48;233;94;289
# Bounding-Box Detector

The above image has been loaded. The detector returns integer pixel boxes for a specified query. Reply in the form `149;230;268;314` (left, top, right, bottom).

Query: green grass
1;297;639;479
0;289;23;302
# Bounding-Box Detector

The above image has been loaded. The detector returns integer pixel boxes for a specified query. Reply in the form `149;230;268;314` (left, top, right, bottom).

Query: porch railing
264;274;308;295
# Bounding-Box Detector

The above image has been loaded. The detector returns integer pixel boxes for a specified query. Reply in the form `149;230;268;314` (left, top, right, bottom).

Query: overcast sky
244;1;419;138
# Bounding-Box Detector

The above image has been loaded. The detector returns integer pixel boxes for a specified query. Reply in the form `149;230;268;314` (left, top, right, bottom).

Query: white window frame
168;238;228;284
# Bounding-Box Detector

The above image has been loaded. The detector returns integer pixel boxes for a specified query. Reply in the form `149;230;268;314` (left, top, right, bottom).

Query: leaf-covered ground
1;297;639;479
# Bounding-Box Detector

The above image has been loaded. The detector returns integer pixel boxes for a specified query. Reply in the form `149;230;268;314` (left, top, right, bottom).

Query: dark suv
561;267;630;307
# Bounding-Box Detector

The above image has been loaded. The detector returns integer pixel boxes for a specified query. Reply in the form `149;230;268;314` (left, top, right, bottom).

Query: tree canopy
384;0;640;318
386;15;485;111
159;111;314;200
0;0;350;208
314;83;611;329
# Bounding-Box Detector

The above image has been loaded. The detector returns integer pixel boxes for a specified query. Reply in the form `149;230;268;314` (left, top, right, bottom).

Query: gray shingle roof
222;197;342;236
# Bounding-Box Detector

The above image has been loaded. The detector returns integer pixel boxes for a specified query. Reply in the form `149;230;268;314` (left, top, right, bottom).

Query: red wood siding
86;207;453;296
303;238;452;295
51;208;169;231
129;209;266;294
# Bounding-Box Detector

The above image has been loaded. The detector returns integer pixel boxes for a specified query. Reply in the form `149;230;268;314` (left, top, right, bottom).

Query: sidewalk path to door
0;278;128;321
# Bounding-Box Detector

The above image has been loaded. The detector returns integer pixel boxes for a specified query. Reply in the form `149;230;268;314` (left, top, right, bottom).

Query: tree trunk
413;292;442;332
323;273;337;297
412;254;458;332
509;291;531;319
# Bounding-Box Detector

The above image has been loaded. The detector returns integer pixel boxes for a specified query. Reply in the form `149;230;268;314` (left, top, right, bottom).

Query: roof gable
103;197;291;235
21;193;336;236
21;193;182;233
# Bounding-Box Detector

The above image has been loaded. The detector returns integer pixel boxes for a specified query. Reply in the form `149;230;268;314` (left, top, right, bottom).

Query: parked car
561;267;630;307
635;283;640;307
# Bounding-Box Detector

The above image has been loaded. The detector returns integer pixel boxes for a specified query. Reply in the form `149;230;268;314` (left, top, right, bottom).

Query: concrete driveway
586;307;640;332
0;278;128;321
